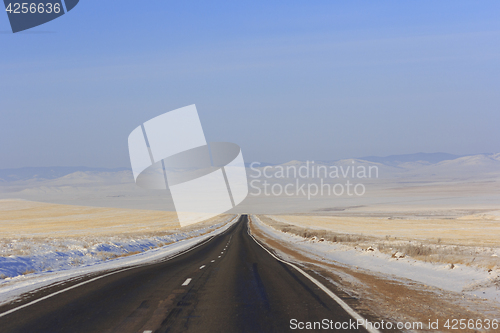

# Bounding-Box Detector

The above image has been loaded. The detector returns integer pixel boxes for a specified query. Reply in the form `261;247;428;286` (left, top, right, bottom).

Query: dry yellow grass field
269;213;500;247
0;199;225;238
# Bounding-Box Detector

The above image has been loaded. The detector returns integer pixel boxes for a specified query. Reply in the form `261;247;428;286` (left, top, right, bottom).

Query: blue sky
1;1;499;168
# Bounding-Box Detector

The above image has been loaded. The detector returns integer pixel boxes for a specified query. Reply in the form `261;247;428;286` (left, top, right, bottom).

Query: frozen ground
0;216;233;279
0;215;239;306
252;215;500;305
0;199;234;279
269;211;500;247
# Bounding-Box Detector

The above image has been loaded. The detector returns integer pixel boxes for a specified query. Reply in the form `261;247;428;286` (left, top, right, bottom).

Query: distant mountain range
358;152;463;166
0;166;129;181
0;152;498;182
247;153;468;168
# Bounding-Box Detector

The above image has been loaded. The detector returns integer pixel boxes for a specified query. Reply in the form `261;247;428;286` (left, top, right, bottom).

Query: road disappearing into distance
0;216;381;333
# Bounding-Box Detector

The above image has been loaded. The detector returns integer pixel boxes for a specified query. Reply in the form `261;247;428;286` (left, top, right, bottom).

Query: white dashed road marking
182;278;192;286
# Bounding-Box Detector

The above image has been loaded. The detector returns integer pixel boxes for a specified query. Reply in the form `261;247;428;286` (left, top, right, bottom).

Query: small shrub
70;258;83;266
402;244;432;257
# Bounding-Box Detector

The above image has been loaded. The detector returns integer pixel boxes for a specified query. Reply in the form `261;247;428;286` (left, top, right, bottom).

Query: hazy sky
1;1;499;168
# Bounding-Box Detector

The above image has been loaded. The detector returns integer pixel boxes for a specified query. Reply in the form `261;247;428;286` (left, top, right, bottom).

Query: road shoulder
249;215;500;332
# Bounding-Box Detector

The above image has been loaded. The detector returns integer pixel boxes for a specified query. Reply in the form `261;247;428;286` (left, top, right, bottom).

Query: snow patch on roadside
251;215;500;304
0;215;239;306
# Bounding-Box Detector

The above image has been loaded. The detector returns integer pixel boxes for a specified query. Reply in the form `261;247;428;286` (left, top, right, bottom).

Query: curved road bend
0;215;379;333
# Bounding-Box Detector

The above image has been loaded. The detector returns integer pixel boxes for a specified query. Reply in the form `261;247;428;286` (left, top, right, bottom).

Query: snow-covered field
0;217;232;279
252;215;500;304
0;199;235;279
268;212;500;247
0;215;239;306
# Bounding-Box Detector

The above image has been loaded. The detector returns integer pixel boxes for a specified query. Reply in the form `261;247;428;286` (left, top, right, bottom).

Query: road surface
0;215;377;333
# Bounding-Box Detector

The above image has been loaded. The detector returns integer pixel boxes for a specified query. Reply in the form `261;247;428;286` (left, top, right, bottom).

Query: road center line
0;215;242;319
181;278;192;286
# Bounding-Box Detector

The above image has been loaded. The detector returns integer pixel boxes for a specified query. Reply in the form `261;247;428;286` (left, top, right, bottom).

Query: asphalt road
0;215;373;333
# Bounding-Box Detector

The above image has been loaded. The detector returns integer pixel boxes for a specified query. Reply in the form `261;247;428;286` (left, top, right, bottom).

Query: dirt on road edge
248;215;500;333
